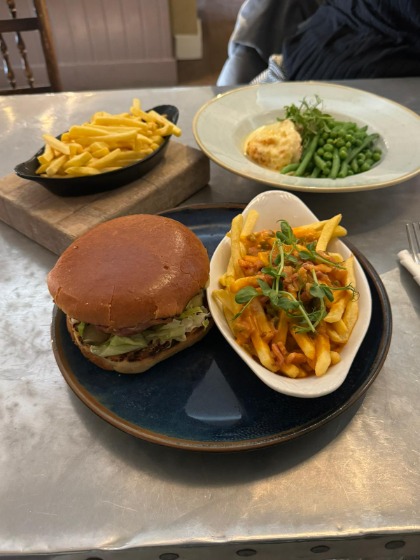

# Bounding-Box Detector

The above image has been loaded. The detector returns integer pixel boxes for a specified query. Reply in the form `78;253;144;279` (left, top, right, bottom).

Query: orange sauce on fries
213;214;359;378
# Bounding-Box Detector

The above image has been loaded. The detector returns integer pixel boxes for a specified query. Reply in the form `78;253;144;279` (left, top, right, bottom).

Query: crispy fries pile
35;98;181;178
213;211;359;378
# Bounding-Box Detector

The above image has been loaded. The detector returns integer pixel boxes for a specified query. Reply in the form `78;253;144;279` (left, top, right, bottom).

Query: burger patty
96;317;173;336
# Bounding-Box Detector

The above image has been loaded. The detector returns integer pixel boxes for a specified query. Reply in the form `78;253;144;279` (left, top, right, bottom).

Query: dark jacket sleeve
282;0;420;80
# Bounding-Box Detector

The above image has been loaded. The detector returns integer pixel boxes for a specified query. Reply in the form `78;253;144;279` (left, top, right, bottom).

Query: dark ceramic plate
51;205;392;452
14;104;179;197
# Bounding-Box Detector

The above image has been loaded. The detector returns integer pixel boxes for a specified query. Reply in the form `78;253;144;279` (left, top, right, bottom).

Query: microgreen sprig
299;241;346;269
233;279;316;332
282;95;334;144
232;219;357;333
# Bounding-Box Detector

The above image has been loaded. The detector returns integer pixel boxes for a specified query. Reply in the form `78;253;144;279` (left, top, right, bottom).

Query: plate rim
51;203;393;452
192;82;420;193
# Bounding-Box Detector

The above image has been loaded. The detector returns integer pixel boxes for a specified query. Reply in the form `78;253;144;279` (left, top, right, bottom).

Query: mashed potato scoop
244;119;302;172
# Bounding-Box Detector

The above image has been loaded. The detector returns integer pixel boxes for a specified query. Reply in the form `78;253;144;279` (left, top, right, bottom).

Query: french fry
315;332;331;376
241;209;259;238
248;299;274;342
293;220;347;240
230;214;245;279
330;351;341;365
326;319;349;344
36;163;49;174
229;276;261;293
324;291;351;323
89;148;123;169
65;166;101;176
316;214;342;251
273;310;288;345
279;361;300;378
214;209;358;380
35;99;181;179
212;289;241;317
147;110;182;137
42;134;71;156
344;255;356;286
63;152;92;169
68;125;110;138
291;330;316;361
342;299;359;336
37;143;54;164
341;255;359;335
46;154;67;176
251;327;278;372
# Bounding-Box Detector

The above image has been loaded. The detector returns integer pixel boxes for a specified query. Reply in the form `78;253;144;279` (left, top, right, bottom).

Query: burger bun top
47;214;210;330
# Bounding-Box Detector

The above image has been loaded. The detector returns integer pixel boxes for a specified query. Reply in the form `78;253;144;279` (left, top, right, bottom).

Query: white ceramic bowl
193;82;420;193
207;190;372;398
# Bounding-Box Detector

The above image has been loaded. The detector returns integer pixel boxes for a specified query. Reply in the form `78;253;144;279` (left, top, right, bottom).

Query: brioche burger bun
47;214;211;374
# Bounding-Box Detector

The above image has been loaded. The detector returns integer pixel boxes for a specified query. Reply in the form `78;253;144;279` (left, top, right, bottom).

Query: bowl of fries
14;100;180;197
207;190;372;398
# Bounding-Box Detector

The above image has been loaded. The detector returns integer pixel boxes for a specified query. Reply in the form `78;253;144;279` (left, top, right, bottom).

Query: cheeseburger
47;214;211;373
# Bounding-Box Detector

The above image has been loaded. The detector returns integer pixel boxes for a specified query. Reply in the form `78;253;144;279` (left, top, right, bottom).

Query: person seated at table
217;0;420;85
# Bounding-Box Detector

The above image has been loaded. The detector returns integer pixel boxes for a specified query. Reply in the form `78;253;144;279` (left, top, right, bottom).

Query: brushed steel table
1;78;419;560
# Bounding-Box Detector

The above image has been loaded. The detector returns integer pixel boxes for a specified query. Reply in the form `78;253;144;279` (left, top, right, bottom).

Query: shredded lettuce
77;296;209;358
76;322;85;337
91;333;148;357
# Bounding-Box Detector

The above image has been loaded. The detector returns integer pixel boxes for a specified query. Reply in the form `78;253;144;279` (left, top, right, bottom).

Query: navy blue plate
14;105;179;197
51;205;392;452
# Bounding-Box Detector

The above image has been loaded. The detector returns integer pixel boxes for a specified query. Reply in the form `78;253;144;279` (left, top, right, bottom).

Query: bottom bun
67;316;211;374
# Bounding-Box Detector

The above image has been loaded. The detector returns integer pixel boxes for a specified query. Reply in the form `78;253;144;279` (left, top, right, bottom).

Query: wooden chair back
0;0;61;94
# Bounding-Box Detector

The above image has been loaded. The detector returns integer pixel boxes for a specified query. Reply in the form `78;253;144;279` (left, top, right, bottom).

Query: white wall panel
0;0;177;92
47;0;177;90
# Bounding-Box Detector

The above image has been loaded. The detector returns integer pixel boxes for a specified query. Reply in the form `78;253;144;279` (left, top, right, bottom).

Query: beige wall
169;0;198;35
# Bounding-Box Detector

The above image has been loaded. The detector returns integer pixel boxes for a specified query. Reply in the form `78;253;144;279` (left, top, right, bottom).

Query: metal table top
1;78;420;560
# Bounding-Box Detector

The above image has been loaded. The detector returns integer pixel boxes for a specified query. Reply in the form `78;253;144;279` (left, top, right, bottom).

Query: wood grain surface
0;142;210;255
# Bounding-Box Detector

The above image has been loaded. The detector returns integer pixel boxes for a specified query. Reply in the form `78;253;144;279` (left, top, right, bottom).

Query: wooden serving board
0;142;210;255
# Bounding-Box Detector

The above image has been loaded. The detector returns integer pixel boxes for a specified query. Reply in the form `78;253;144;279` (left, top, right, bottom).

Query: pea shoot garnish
233;219;357;334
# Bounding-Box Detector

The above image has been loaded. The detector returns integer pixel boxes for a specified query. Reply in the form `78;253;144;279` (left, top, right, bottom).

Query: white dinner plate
207;190;372;398
193;82;420;193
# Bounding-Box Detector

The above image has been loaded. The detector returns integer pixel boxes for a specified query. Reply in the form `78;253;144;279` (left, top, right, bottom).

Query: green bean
295;134;319;176
351;158;359;173
337;161;349;178
311;166;321;178
314;154;328;173
344;133;379;164
329;148;340;179
280;162;299;174
331;122;356;133
281;98;382;180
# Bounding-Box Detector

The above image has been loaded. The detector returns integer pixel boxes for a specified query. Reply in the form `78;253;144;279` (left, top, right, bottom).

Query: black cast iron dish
14;104;179;197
